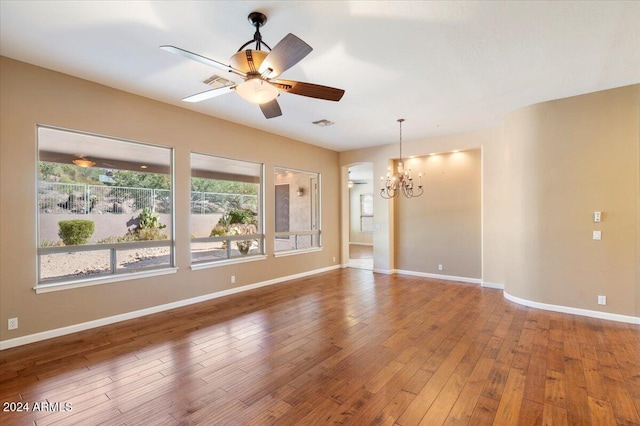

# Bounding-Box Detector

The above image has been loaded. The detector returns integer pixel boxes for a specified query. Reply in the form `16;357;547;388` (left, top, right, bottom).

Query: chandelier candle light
380;119;424;199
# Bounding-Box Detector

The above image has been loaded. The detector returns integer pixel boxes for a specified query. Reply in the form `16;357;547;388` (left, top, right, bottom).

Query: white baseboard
0;264;341;351
503;291;640;325
8;266;634;350
395;269;482;285
373;268;396;275
481;281;505;289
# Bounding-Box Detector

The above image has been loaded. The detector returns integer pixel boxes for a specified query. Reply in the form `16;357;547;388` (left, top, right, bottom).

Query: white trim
1;264;340;350
190;255;267;270
348;242;373;246
34;268;178;294
395;269;482;284
480;145;485;292
504;291;640;325
273;247;322;258
481;281;505;289
373;268;396;275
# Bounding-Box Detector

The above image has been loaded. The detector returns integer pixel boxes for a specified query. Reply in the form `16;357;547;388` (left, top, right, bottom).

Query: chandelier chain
398;118;404;161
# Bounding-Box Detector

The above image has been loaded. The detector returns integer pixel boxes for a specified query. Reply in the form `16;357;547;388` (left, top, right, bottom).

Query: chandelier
380;119;423;199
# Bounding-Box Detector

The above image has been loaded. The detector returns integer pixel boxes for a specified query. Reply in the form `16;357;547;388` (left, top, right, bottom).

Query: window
274;167;321;254
360;193;374;233
190;153;264;266
37;126;174;288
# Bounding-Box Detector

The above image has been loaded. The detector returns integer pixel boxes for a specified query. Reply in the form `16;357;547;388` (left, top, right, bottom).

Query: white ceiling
349;163;374;182
2;1;639;152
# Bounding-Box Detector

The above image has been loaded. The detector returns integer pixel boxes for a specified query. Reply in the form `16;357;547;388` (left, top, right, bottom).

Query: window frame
273;166;322;257
189;152;266;268
35;125;176;292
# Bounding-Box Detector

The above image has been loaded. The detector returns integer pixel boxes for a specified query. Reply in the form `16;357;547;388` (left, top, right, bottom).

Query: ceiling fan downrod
237;12;272;52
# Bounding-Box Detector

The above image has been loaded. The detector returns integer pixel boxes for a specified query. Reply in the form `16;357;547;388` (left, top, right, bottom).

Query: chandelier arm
380;118;423;199
384;182;398;198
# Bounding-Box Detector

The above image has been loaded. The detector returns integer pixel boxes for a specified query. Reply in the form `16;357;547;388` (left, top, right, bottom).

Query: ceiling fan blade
183;86;235;103
272;80;345;101
259;99;282;119
160;45;246;77
258;34;312;79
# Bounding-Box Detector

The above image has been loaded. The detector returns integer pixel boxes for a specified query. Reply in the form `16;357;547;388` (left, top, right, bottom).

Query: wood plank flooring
1;269;639;425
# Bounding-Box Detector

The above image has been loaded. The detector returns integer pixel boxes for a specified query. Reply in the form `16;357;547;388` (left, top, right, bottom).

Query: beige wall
340;126;504;279
2;55;638;345
0;57;340;341
340;84;639;319
395;149;482;278
504;85;640;316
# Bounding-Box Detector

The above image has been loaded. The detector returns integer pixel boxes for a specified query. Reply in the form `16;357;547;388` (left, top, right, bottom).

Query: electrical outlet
598;295;606;305
8;317;18;330
438;264;443;271
231;275;235;284
333;257;336;263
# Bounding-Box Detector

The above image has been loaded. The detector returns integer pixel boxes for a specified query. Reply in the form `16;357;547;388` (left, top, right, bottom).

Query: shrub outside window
190;153;264;265
274;167;321;254
37;126;174;287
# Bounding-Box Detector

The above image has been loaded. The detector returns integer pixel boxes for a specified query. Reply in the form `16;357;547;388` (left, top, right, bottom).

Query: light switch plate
593;230;602;240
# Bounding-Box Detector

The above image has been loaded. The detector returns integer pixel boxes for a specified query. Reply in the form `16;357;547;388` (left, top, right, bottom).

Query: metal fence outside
190;191;258;214
38;182;171;214
38;182;257;215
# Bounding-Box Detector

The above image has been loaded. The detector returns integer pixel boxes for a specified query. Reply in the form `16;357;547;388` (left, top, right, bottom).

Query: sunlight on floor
348;244;373;270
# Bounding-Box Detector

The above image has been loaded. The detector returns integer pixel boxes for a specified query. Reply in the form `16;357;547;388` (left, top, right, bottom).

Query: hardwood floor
1;269;639;425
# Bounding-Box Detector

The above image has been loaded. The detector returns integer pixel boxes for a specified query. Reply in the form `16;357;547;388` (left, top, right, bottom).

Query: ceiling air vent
203;75;235;89
312;119;334;127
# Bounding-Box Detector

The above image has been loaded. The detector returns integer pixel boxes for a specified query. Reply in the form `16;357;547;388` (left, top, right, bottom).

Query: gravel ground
40;247;171;280
40;241;266;281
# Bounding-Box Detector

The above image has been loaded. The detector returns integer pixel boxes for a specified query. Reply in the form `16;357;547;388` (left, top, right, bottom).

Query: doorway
347;163;374;270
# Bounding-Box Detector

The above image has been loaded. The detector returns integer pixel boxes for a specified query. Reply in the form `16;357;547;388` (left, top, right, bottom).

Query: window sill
274;247;322;258
191;254;267;270
34;267;178;294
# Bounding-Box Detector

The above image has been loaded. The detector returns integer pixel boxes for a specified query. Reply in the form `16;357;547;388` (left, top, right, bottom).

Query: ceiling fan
160;11;345;119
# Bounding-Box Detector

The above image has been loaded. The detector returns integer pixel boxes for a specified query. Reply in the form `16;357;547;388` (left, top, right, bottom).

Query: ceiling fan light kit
72;158;96;168
161;11;344;118
235;78;279;104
